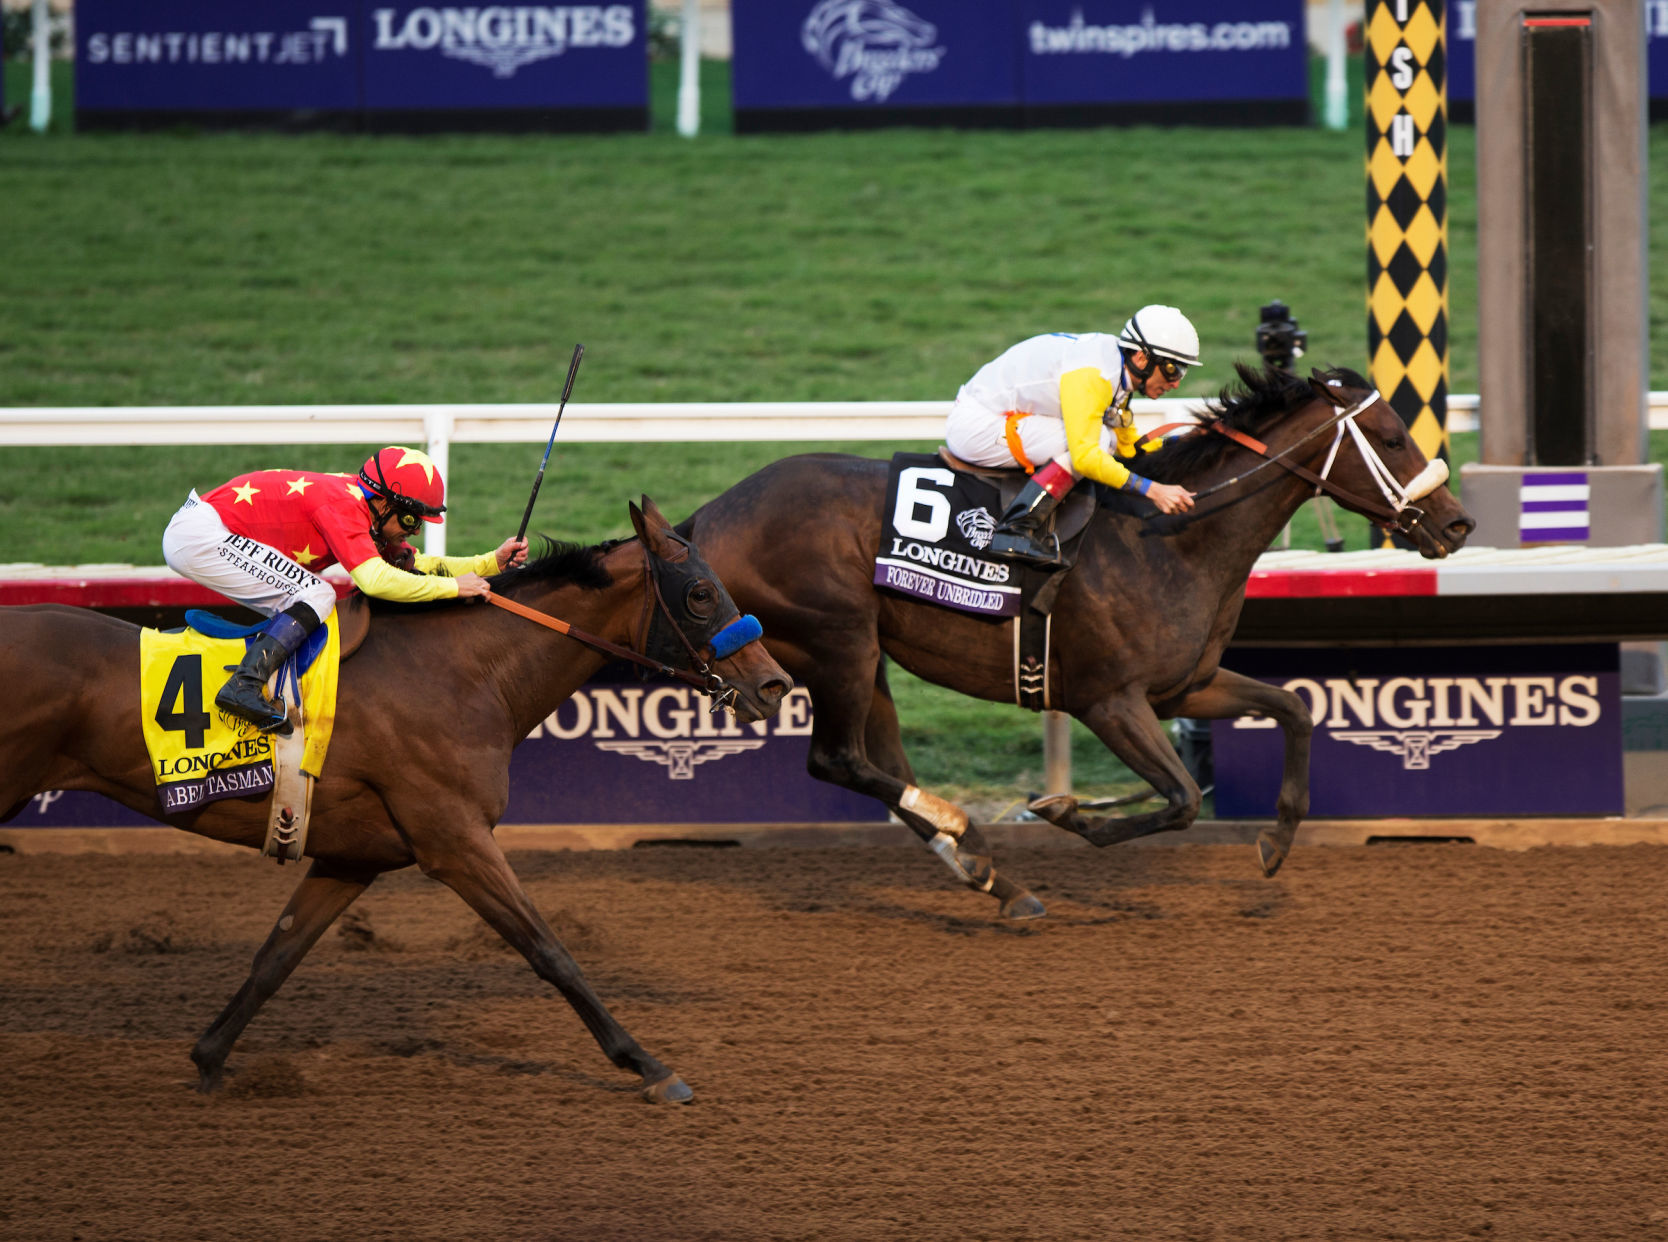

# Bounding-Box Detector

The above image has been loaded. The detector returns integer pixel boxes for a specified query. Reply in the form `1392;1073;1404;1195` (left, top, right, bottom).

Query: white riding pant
945;397;1100;476
162;491;339;622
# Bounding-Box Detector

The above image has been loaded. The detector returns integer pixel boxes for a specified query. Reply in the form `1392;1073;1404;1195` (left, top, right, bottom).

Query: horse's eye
1383;436;1405;451
685;582;716;617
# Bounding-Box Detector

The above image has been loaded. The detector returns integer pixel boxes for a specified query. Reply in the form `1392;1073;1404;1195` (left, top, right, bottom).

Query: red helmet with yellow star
358;447;446;526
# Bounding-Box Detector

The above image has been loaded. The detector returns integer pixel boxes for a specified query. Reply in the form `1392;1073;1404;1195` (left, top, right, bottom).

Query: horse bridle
485;540;762;708
1173;386;1449;537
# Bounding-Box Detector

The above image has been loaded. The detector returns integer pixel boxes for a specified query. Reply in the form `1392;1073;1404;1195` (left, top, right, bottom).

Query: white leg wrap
900;785;969;838
927;831;976;884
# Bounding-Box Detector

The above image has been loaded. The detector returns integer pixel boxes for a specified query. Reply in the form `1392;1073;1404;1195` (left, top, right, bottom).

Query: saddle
936;447;1099;555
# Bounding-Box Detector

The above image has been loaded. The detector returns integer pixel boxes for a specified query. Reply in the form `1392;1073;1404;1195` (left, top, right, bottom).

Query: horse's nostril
762;676;792;703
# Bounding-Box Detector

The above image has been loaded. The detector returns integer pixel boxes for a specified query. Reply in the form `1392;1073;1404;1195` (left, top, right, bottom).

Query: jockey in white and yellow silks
944;305;1203;567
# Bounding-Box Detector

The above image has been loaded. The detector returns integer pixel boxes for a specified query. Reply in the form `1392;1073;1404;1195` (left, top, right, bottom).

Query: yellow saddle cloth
138;622;340;815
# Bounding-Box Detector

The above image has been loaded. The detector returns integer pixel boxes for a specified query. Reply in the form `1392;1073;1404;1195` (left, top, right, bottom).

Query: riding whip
516;342;585;543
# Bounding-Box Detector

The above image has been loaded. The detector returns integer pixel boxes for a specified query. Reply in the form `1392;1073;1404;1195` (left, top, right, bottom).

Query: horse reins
1144;387;1448;535
484;541;728;695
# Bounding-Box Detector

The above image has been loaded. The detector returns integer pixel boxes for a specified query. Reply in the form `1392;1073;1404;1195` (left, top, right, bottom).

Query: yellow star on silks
286;476;313;496
291;544;323;566
393;447;438;483
344;481;363;500
232;483;259;504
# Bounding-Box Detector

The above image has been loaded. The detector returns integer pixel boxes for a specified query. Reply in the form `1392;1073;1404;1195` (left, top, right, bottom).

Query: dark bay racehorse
682;366;1475;919
0;499;791;1103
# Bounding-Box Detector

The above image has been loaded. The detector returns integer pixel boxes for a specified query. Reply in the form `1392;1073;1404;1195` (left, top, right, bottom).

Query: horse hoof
642;1074;693;1104
1000;893;1047;920
1027;793;1078;826
1256;836;1287;878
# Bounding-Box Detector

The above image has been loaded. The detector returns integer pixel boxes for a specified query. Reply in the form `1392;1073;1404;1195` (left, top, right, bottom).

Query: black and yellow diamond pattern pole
1365;0;1447;546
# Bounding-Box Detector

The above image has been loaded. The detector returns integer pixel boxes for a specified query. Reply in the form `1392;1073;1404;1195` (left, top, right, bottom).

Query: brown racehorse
0;498;791;1103
681;366;1475;919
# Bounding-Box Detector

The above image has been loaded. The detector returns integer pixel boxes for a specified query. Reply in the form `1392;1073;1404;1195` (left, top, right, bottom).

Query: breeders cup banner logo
874;454;1022;619
1211;645;1625;818
800;0;947;102
732;0;1018;111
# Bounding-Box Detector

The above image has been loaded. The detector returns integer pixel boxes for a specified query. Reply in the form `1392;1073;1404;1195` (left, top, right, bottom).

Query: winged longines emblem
1331;730;1502;770
595;739;766;779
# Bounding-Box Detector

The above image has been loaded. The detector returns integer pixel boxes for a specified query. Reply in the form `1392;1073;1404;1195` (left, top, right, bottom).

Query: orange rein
484;592;719;693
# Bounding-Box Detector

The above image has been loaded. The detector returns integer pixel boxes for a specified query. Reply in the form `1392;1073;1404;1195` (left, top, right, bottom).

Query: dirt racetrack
3;838;1667;1242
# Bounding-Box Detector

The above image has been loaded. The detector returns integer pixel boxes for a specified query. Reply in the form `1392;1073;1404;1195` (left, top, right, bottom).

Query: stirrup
988;529;1063;568
215;683;294;736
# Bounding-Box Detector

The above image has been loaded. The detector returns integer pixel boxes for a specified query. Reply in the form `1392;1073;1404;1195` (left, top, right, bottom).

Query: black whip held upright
516;342;585;543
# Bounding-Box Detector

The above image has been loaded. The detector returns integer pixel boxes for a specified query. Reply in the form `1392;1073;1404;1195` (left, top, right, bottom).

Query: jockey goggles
1119;310;1195;384
358;463;446;533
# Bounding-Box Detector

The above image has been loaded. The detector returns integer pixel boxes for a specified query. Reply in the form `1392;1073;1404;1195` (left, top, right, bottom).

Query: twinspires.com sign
76;0;647;127
17;671;884;829
731;0;1306;127
1212;645;1625;818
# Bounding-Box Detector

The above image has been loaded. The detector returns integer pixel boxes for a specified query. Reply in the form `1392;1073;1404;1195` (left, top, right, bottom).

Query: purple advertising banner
75;0;647;126
77;0;360;111
1019;0;1306;105
361;2;646;111
732;0;1020;112
1212;644;1624;818
13;672;885;830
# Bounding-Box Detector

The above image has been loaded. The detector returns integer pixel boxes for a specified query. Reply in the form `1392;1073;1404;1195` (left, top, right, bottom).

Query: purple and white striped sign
1519;470;1590;545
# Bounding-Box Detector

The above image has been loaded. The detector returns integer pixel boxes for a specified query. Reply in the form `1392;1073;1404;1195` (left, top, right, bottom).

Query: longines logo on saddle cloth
138;617;340;858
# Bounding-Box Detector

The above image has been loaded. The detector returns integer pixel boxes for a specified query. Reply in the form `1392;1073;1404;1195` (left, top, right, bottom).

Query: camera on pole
1255;299;1307;371
1256;300;1342;552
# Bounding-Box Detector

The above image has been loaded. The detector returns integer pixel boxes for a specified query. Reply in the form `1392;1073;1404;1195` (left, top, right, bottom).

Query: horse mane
1137;364;1370;486
364;536;614;615
491;537;616;597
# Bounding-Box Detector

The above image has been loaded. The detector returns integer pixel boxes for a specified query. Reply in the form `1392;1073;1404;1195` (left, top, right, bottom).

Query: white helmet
1117;304;1201;370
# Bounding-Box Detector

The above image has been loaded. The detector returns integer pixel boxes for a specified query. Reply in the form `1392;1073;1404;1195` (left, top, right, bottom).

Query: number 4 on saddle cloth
138;613;341;862
874;450;1102;711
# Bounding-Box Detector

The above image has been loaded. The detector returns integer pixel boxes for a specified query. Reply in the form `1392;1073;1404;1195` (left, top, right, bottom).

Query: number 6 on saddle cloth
138;612;340;862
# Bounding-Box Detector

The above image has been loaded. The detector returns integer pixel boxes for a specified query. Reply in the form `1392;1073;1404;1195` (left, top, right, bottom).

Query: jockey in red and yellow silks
944;305;1203;567
163;445;527;734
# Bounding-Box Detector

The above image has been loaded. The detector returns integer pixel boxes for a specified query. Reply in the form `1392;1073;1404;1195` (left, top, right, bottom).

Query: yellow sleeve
1060;367;1142;491
411;550;500;577
347;555;462;603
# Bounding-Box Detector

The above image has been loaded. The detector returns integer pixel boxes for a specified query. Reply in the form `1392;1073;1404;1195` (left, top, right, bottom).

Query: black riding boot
988;479;1067;568
215;612;310;735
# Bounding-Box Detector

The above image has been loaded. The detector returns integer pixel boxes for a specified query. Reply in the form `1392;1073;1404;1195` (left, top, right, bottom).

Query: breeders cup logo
800;0;946;102
372;4;635;78
955;506;996;550
530;684;813;780
1234;673;1602;771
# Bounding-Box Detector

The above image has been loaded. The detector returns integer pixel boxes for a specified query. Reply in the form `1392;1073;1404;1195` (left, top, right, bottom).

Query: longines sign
76;0;647;126
21;670;884;829
1212;644;1625;817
